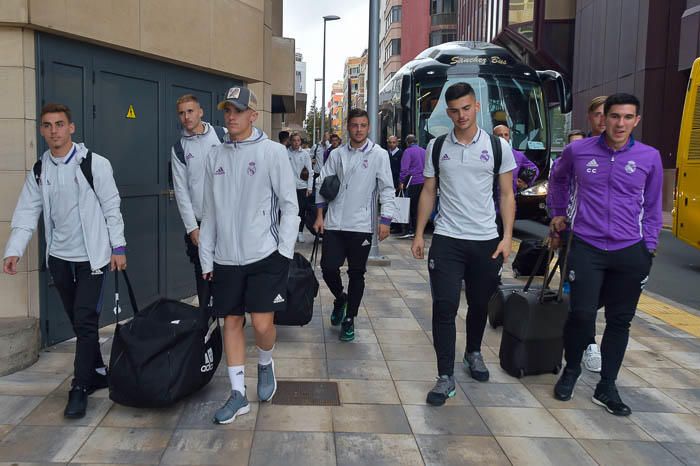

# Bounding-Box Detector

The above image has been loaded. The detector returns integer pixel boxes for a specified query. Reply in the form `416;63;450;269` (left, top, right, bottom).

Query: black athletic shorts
212;251;290;317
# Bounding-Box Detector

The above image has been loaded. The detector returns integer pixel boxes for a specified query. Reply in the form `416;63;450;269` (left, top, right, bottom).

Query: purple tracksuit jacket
513;149;539;193
399;144;426;186
547;134;663;251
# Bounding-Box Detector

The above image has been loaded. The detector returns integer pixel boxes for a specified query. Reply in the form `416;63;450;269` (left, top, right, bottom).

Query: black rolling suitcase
499;236;571;378
488;255;562;329
511;239;548;277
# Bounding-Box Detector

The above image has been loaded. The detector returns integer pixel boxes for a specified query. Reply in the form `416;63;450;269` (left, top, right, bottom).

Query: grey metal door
37;33;236;345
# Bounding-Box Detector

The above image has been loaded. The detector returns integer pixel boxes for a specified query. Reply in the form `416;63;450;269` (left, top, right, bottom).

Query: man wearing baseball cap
200;86;299;424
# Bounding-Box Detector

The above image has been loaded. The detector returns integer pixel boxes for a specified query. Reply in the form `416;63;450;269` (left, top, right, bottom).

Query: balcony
431;12;457;26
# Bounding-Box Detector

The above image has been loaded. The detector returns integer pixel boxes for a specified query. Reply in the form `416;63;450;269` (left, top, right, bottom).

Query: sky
283;0;370;115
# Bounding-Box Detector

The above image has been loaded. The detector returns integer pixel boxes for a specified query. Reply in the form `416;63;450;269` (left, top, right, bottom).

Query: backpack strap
172;140;186;165
489;134;503;200
431;134;448;185
213;126;226;143
33;160;42;185
80;150;95;192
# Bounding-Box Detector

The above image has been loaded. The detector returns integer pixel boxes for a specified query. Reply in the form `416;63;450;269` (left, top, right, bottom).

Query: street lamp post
320;15;341;145
312;78;323;148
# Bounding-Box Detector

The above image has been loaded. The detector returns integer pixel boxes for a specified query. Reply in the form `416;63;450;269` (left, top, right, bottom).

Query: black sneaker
593;383;631;416
331;293;347;326
64;385;88;419
426;375;456;406
87;370;109;395
553;367;581;401
339;317;355;342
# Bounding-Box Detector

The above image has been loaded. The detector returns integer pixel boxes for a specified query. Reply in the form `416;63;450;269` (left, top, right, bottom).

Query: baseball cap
217;87;258;111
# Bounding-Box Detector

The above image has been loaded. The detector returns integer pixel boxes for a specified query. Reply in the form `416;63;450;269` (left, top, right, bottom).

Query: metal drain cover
272;381;340;406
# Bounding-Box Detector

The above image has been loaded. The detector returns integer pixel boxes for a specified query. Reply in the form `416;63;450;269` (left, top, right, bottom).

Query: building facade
329;81;345;137
0;0;298;374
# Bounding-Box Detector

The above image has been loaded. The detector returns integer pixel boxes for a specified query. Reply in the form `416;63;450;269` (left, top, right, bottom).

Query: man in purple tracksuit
398;134;426;238
547;93;663;416
493;125;539;194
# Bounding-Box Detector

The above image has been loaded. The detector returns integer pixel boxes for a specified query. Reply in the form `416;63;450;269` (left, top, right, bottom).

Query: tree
303;107;331;143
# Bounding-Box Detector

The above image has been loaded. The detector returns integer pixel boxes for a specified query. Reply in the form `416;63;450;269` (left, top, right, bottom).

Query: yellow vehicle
674;57;700;249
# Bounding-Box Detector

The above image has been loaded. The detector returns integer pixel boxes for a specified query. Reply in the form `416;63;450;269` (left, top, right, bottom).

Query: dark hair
567;129;585;142
329;133;340;141
604;93;640;115
444;82;476;103
347;108;369;123
405;134;416;145
40;103;72;123
278;130;290;142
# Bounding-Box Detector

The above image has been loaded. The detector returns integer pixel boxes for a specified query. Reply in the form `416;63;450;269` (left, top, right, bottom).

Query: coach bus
379;41;571;221
673;56;700;250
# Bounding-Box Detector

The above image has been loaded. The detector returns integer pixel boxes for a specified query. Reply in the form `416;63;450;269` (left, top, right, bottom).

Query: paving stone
332;404;411;434
274;325;325;342
271;358;328;379
177;400;258;430
374;329;431;346
578;439;684;466
0;395;43;425
496;437;597;466
159;429;253;465
21;395;112;427
334;433;422;466
416;434;511;466
255;404;332;432
324;342;384;360
661;442;700;465
71;427;172;464
368;317;421;331
661;351;700;369
462;382;542;408
632;412;700;443
327;360;391;380
22;352;74;375
380;344;436;362
623;350;682;368
625;368;700;389
660;388;700;414
249;431;335;466
635;337;700;353
0;425;93;463
478;407;570;438
579;366;650;388
100;401;184;428
548;408;653;440
0;426;11;441
403;405;490;435
525;383;597;410
394;380;470;406
386;361;437;381
265;342;326;359
0;372;67;396
619;387;691;413
335;380;400;404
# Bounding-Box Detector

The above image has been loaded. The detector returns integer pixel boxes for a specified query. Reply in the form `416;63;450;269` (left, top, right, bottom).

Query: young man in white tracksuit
3;103;127;419
287;132;313;242
171;94;226;309
199;87;298;424
314;108;396;342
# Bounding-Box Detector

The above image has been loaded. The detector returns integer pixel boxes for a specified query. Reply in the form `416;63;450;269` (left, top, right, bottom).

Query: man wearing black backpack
171;94;227;310
411;83;516;406
3;103;127;419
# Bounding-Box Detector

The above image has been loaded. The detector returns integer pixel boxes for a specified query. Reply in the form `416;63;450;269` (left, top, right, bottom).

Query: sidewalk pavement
0;232;699;465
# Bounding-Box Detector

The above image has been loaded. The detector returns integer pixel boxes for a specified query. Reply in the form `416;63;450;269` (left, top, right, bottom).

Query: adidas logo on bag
200;348;215;373
273;294;285;304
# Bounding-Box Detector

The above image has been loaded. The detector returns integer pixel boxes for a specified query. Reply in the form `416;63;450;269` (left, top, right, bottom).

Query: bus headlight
520;181;548;196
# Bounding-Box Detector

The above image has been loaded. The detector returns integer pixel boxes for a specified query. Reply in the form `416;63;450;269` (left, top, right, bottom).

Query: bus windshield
416;75;548;151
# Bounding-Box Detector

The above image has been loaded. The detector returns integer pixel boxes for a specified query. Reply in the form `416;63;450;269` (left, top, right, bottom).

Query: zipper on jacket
605;153;616;251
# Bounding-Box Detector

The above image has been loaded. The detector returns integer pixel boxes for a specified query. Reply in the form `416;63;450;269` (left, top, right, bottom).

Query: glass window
414;75;548;154
507;0;535;42
385;6;402;30
430;0;456;15
429;29;457;46
384;39;401;61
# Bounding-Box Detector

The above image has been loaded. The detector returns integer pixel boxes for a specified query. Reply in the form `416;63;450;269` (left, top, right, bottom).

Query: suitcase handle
113;270;139;317
310;234;321;266
522;233;572;304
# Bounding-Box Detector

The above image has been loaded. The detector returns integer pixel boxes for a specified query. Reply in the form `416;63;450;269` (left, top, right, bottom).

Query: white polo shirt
424;128;516;240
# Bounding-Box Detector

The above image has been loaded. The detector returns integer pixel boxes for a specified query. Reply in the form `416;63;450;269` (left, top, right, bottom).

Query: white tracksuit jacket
287;148;313;191
3;143;126;270
316;139;396;233
171;122;226;234
199;128;299;272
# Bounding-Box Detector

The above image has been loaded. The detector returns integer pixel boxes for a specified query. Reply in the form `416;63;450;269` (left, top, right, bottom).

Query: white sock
95;366;107;376
227;365;245;396
258;346;274;366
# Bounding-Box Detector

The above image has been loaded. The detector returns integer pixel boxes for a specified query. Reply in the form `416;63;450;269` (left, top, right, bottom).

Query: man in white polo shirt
412;82;516;406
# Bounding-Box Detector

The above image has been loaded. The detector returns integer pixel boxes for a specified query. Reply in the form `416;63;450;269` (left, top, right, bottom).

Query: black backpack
172;126;226;164
33;150;95;191
431;132;503;200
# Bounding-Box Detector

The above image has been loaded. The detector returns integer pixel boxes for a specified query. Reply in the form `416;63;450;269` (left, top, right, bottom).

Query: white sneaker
583;343;602;372
297;232;305;243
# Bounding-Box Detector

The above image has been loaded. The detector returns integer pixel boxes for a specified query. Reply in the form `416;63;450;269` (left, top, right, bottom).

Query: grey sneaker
258;360;277;402
426;375;456;406
213;390;250;424
464;351;490;382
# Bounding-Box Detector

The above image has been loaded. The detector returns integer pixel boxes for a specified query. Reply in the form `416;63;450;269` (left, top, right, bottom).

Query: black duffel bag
274;237;320;326
108;271;222;408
